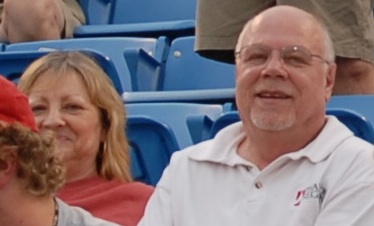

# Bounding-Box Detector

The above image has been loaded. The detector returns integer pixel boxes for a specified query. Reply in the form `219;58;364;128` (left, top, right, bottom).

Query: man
195;0;374;95
0;76;119;226
139;6;374;225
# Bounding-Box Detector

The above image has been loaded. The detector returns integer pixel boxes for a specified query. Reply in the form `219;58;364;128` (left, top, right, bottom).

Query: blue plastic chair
327;108;374;143
126;102;224;149
162;36;236;91
209;108;374;143
78;0;116;25
74;0;196;39
4;37;169;93
327;95;374;127
0;50;119;88
122;88;236;104
127;116;179;186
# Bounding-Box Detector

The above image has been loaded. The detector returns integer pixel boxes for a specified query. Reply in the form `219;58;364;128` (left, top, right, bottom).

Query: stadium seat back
79;0;116;25
127;116;179;185
112;0;197;24
162;36;235;91
126;102;224;149
74;0;196;39
209;108;374;143
327;95;374;127
0;50;119;88
4;37;169;93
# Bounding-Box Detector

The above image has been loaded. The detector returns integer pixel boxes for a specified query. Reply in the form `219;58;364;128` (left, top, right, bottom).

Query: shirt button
255;182;263;189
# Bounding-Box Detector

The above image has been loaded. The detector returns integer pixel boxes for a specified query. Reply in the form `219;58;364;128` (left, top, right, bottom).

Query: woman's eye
64;104;83;111
31;105;46;113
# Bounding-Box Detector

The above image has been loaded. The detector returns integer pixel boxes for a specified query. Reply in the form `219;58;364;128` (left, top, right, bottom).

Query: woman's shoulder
115;181;155;196
58;176;154;199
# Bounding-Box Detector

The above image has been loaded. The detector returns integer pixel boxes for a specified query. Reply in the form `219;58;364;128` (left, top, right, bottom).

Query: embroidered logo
294;184;325;206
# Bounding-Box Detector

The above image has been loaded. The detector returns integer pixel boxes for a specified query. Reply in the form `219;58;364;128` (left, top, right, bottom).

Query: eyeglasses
235;44;332;67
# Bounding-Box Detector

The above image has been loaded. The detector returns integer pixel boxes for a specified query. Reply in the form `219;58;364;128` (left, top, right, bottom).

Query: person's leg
0;0;65;43
0;3;6;42
0;0;85;43
60;0;86;39
333;58;374;95
195;0;275;64
279;0;374;95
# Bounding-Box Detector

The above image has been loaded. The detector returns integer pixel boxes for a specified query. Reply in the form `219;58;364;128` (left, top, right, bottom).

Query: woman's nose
40;108;65;128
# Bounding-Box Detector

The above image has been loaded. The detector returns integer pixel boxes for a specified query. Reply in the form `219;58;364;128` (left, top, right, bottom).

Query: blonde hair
18;51;132;182
0;122;65;196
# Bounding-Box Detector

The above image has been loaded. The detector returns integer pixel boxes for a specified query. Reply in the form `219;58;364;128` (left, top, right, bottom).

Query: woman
18;51;154;226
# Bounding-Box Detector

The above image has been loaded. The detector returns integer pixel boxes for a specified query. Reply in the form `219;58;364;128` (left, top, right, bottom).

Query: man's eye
283;55;309;66
244;53;268;64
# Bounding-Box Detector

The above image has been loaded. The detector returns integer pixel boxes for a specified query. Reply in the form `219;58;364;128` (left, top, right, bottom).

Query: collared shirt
138;116;374;226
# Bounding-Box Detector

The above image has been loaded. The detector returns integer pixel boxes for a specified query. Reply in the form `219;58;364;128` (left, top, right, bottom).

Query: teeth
259;92;288;98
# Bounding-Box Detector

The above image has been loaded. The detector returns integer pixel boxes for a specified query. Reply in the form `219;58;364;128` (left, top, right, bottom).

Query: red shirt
58;176;154;226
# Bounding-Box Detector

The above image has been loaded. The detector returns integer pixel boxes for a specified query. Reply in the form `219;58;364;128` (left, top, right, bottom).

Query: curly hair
0;122;65;197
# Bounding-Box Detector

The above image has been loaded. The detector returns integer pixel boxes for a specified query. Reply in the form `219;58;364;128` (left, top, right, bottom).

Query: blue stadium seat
209;108;374;143
78;0;116;25
122;36;236;104
122;88;236;104
162;36;235;91
127;116;179;186
4;37;169;93
327;95;374;127
126;102;224;149
0;43;5;51
0;51;48;83
74;0;196;39
209;111;240;138
0;50;119;88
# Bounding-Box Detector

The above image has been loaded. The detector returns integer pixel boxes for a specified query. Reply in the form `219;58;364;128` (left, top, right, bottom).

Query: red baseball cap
0;76;38;132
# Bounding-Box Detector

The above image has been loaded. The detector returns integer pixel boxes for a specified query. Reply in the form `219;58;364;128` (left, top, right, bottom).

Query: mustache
253;81;295;96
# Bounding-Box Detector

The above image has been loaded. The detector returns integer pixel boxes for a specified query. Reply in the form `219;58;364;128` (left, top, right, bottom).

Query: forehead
241;9;323;49
30;70;89;96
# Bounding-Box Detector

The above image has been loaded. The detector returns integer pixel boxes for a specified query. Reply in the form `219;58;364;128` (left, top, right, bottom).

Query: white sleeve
137;165;174;226
315;149;374;225
315;182;374;225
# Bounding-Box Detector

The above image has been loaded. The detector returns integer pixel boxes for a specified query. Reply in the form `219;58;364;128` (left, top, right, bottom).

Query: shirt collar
188;116;354;166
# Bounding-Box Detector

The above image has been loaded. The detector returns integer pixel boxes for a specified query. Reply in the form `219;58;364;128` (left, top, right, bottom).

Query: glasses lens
281;46;312;67
237;45;321;67
239;45;271;66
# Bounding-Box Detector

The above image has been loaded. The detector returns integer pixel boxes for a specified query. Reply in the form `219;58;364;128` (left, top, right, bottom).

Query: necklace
52;198;59;226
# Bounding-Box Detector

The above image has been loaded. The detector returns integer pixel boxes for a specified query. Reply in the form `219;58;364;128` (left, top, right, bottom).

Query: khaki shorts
196;0;374;64
0;0;85;38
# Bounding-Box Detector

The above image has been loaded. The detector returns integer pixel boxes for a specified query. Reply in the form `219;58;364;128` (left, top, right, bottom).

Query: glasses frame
235;44;332;67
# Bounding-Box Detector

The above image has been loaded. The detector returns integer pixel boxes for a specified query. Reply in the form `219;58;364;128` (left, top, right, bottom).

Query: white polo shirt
138;116;374;226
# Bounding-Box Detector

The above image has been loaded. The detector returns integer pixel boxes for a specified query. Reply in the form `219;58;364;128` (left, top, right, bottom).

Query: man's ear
325;62;337;102
0;152;17;188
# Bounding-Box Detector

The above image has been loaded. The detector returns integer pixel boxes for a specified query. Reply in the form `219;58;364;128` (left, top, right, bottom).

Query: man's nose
260;51;288;79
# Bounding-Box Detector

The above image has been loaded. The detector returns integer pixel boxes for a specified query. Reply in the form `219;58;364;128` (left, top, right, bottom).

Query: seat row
76;0;197;40
127;96;374;186
0;35;235;103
